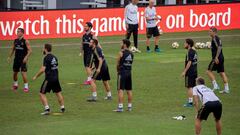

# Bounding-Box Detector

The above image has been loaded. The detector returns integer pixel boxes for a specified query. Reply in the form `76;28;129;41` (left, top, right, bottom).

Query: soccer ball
206;41;211;49
194;42;201;49
172;42;179;49
199;43;205;49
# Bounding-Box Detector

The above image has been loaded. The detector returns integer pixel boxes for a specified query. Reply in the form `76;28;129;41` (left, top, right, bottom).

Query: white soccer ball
199;43;205;49
194;42;201;49
206;41;211;49
172;42;179;49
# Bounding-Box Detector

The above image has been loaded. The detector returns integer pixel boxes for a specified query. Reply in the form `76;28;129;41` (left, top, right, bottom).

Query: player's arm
94;49;103;73
213;37;222;64
23;40;32;63
33;66;46;80
182;61;192;77
193;95;199;113
92;35;102;49
124;6;129;29
79;39;83;56
116;51;123;73
7;42;15;63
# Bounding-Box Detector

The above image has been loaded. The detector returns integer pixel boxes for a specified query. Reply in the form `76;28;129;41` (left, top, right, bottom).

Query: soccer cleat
86;96;97;102
113;107;123;112
41;109;50;115
104;96;112;100
60;108;65;113
12;85;18;91
23;88;29;93
213;86;220;91
127;107;132;112
135;48;141;53
83;80;92;85
146;49;152;53
219;90;230;94
155;48;161;53
183;102;193;107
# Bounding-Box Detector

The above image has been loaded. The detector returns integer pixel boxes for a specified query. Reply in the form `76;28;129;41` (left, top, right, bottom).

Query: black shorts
40;79;62;94
83;53;92;67
126;24;138;35
13;60;27;72
117;71;132;90
92;65;110;81
185;75;197;88
208;59;224;73
146;26;160;38
197;101;222;121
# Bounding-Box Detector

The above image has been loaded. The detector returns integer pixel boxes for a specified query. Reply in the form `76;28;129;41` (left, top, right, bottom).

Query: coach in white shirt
145;0;161;53
193;77;222;135
124;0;141;53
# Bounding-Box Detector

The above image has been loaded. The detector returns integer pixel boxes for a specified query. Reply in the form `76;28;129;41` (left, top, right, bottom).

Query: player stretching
193;77;222;135
33;44;65;115
86;39;112;102
145;0;161;53
207;27;230;94
7;28;32;92
181;39;198;107
114;39;134;112
125;0;141;53
80;22;96;85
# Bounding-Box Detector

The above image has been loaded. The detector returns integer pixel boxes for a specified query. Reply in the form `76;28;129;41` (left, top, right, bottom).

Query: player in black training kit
33;44;65;115
181;39;198;107
86;39;112;102
7;28;32;93
80;22;97;85
207;27;230;94
114;39;134;112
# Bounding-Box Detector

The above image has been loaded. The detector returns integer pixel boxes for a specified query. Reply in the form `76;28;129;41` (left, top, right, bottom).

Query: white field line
1;34;240;49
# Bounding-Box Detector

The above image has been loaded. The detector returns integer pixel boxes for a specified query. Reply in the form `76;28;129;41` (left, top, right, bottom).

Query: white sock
118;103;123;108
128;103;132;108
45;105;50;110
92;92;97;97
212;80;219;88
87;77;92;81
60;105;65;109
107;92;111;97
13;81;18;86
224;83;229;91
24;83;28;88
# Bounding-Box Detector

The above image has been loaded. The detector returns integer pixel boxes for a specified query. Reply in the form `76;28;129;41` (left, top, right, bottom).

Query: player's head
196;77;205;85
209;27;217;37
122;39;131;49
85;22;93;32
43;43;52;55
149;0;154;7
184;38;194;49
132;0;139;5
90;39;98;48
17;28;24;38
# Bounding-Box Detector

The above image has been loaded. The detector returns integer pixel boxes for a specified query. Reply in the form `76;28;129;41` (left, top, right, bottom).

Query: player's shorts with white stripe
117;71;132;90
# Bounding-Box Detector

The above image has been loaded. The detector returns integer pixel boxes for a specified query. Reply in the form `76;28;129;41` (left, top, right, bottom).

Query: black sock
155;45;159;49
147;46;150;50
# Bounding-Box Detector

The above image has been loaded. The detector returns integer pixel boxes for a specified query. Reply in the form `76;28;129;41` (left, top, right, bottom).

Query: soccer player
145;0;161;53
193;77;222;135
124;0;141;53
207;27;230;94
80;22;96;85
114;39;134;112
7;28;32;92
33;44;65;115
86;39;112;102
181;39;198;107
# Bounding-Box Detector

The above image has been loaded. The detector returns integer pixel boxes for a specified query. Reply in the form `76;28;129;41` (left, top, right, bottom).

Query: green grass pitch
0;30;240;135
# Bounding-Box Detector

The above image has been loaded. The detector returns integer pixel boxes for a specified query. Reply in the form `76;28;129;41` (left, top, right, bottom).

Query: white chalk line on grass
1;34;240;49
